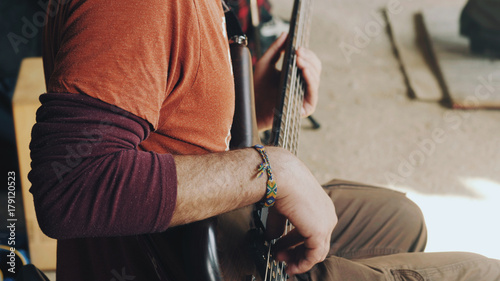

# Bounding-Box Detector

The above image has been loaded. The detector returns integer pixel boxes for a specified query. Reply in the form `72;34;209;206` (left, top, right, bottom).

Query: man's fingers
274;228;304;253
262;32;288;64
296;47;322;75
299;60;321;88
272;227;329;275
266;208;288;240
275;240;329;275
300;66;320;116
296;48;321;88
296;47;321;117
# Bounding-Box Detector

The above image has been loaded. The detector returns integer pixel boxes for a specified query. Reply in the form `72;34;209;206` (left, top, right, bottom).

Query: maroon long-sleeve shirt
29;93;177;280
30;93;178;239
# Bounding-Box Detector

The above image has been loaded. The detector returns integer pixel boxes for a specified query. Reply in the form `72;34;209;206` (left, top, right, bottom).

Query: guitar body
217;208;261;280
147;207;259;281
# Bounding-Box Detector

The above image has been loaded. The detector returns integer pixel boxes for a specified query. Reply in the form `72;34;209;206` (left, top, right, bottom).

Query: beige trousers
297;180;500;281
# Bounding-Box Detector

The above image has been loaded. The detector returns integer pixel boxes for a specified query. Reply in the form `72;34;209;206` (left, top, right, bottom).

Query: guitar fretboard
270;0;313;156
262;0;314;280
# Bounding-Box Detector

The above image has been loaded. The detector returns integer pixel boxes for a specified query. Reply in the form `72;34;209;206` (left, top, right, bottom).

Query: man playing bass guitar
29;0;500;280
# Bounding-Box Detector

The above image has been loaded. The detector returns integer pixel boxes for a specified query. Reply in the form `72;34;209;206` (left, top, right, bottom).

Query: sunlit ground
400;178;500;260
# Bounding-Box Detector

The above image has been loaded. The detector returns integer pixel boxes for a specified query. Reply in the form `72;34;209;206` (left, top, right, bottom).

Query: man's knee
323;179;427;252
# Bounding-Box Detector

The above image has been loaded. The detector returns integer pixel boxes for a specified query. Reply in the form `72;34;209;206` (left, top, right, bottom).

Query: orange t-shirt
44;0;235;155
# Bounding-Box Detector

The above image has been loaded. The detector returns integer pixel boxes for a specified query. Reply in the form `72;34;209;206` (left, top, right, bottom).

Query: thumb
265;207;288;240
260;32;288;65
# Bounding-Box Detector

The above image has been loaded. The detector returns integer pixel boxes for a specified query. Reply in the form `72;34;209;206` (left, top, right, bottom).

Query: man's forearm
171;147;291;226
174;145;337;275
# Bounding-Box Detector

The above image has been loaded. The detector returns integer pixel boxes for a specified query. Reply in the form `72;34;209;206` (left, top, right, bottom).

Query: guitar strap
222;0;247;40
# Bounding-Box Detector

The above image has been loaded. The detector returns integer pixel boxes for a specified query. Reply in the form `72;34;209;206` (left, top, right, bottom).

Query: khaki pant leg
297;179;500;281
306;252;500;281
323;179;427;258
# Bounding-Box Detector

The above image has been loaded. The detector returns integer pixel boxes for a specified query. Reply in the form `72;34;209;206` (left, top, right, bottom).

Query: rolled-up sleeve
29;93;177;239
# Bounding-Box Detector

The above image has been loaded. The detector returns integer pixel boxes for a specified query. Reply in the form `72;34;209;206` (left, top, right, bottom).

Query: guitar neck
253;2;315;280
269;0;314;155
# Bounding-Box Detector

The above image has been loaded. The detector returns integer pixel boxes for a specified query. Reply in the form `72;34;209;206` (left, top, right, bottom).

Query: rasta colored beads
254;144;277;207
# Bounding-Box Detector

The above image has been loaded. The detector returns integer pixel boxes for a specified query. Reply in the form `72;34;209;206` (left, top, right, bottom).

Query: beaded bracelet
254;144;277;207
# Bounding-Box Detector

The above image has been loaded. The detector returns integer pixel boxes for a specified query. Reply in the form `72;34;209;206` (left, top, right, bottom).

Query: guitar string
279;0;308;277
271;40;294;281
281;0;311;153
286;56;297;152
282;61;293;151
288;0;311;276
270;0;313;279
276;0;307;278
293;0;305;156
264;241;272;281
287;13;300;154
284;0;303;152
280;74;289;150
289;0;305;156
294;0;309;155
284;0;301;154
292;0;308;156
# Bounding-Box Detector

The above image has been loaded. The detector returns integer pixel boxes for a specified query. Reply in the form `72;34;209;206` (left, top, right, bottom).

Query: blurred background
1;0;42;280
271;0;500;261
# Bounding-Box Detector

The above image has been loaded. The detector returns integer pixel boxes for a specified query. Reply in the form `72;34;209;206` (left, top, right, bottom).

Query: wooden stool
12;57;56;270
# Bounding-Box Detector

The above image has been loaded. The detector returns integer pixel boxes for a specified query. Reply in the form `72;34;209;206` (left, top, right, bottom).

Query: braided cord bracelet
254;144;277;207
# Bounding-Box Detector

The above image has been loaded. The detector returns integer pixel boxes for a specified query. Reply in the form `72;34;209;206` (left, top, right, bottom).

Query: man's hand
173;147;336;275
265;149;337;275
253;33;322;131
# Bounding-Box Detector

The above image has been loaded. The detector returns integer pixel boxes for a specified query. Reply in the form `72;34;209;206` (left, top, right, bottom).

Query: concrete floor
271;0;500;259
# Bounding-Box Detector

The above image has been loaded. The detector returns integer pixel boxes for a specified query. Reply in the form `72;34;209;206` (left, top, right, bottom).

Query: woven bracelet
254;144;277;207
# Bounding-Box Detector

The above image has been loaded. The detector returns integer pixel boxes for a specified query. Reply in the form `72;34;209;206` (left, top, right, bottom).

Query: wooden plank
12;57;57;270
386;9;443;101
422;7;500;109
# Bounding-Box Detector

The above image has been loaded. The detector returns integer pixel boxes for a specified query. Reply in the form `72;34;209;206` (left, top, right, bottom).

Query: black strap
222;0;246;39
